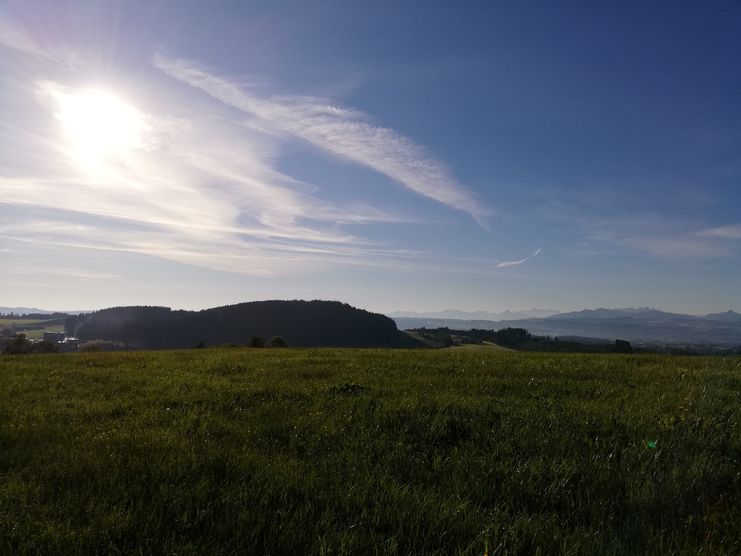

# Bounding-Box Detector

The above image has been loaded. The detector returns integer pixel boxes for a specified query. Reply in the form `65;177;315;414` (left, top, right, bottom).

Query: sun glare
54;89;146;169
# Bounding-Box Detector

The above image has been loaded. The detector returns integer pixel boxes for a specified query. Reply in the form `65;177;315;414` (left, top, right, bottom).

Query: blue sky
1;1;740;314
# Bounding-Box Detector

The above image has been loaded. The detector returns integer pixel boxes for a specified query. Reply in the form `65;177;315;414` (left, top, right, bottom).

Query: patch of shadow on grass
0;408;13;472
243;389;313;406
328;383;369;396
75;356;116;369
106;405;133;419
299;370;331;380
381;403;500;451
206;360;249;376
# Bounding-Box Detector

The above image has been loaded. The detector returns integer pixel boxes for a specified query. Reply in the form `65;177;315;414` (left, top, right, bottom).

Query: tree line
412;327;635;353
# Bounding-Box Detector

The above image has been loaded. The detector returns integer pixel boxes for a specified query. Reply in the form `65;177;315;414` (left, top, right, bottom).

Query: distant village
0;330;80;353
42;331;80;351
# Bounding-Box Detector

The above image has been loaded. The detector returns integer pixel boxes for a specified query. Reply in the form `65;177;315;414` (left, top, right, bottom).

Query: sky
1;0;740;315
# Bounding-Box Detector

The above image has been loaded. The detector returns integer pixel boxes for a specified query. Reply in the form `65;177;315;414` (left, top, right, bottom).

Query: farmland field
17;324;66;339
0;318;67;339
0;319;52;328
0;349;739;554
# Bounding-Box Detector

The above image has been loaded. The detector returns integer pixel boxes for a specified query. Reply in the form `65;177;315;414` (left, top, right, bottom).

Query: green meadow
0;318;66;339
0;349;739;554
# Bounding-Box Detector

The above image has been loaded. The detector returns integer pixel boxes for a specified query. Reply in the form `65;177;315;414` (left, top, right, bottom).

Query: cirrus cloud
153;55;487;226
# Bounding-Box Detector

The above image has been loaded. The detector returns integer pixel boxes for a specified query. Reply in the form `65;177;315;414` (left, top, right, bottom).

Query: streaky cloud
698;224;741;239
153;55;487;225
1;47;491;282
0;18;77;67
497;248;542;269
539;196;738;261
0;74;422;276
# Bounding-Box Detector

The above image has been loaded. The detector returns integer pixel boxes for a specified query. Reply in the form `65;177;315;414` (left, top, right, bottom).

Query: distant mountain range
392;308;741;346
0;307;59;315
0;307;88;316
387;308;561;320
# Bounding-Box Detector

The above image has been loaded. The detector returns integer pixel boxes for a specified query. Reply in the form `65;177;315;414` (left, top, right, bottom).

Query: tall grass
1;349;739;554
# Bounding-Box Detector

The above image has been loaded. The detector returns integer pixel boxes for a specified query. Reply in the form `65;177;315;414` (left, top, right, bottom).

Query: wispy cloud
698;224;741;239
1;27;488;281
582;216;739;260
538;192;740;261
3;266;120;280
1;51;474;277
497;248;542;268
0;18;77;67
614;235;731;259
153;55;486;225
0;83;411;276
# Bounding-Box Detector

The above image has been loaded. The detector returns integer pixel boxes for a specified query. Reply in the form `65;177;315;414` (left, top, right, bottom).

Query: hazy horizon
2;1;740;315
2;301;739;320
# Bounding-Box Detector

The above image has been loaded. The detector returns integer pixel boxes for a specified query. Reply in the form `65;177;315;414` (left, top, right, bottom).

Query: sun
54;89;147;169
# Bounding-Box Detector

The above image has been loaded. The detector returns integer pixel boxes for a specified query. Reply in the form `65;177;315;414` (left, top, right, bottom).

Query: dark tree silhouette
249;336;266;348
614;339;633;353
268;336;287;348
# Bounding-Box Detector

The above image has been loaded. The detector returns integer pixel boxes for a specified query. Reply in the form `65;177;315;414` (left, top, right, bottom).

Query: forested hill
64;301;420;349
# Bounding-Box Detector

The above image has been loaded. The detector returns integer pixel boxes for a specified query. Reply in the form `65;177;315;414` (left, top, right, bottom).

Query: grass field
0;318;66;339
448;342;514;352
19;324;66;339
1;349;739;554
0;319;51;328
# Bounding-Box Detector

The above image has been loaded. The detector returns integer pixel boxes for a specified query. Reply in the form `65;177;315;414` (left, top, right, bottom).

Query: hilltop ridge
64;300;420;349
